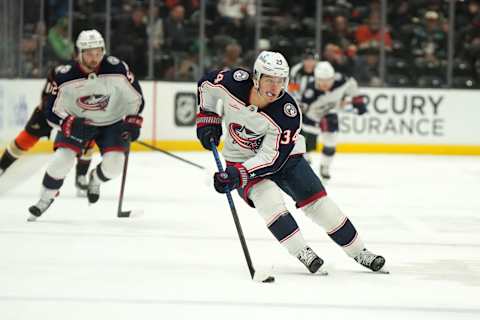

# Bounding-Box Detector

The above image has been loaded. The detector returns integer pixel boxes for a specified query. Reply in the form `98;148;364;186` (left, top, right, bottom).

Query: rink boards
1;79;479;155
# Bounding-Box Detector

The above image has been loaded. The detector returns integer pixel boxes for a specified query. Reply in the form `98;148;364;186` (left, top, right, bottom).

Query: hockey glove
123;115;143;141
352;96;367;115
196;111;222;150
61;116;97;144
213;164;249;193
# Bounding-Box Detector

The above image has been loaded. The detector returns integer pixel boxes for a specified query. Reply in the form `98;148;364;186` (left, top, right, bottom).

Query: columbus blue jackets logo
283;103;298;117
229;123;264;151
76;95;110;111
233;70;249;81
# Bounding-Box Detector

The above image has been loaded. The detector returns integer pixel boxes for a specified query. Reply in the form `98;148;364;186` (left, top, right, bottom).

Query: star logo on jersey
283;103;298;118
229;123;264;151
76;94;110;111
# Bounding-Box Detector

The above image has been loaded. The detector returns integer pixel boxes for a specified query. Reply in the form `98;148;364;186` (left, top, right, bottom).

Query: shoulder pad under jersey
52;61;82;85
198;68;253;103
261;92;301;130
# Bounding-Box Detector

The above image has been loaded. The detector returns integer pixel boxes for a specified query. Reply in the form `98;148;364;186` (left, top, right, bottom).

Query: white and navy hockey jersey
44;56;144;127
301;73;359;133
197;68;306;179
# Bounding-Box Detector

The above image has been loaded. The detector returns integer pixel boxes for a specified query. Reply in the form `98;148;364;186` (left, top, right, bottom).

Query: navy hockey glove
352;96;367;115
61;116;97;144
123;115;143;141
196;111;222;150
213;164;249;193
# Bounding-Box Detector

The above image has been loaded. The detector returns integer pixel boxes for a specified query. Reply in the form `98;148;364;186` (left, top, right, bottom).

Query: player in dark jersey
28;29;144;221
288;48;318;103
0;68;94;196
196;51;386;274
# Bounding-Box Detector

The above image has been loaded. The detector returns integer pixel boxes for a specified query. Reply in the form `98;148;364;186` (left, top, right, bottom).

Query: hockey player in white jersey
301;61;367;180
28;29;144;221
0;66;95;197
196;51;386;273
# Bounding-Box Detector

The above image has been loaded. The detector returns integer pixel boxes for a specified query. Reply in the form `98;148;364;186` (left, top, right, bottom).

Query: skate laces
354;249;377;267
35;197;53;212
297;247;318;266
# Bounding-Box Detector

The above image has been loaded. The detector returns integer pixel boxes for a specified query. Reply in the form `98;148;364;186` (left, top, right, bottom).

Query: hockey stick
117;136;132;218
135;140;205;170
210;140;275;283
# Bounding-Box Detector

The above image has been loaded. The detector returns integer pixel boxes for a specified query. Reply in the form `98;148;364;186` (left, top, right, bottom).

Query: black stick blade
118;210;131;218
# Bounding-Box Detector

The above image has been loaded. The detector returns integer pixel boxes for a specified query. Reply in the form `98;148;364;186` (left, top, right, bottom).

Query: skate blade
317;266;329;276
27;214;38;222
76;189;87;198
374;268;390;274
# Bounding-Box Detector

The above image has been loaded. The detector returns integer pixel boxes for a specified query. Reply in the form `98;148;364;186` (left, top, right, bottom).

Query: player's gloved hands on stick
352;96;367;115
196;111;222;150
61;115;97;143
123;115;143;141
213;164;249;193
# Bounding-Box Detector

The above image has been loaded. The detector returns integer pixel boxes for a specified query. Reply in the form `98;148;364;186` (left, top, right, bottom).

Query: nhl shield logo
233;70;249;81
283;103;297;118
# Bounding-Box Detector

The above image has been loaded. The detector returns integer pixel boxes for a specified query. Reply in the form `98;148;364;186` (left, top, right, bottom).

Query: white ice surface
1;151;479;320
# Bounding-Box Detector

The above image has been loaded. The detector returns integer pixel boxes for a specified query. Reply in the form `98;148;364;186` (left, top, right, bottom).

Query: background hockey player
288;48;319;103
300;61;367;180
196;50;386;274
28;29;144;221
0;67;94;197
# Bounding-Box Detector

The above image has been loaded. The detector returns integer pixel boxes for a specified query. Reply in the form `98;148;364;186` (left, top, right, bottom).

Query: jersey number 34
280;129;300;144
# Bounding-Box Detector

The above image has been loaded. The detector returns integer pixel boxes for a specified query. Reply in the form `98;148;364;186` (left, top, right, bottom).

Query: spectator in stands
354;45;382;86
213;42;245;70
355;11;392;50
164;4;190;52
411;10;447;63
324;15;356;53
323;43;355;77
46;17;75;63
148;4;165;52
164;0;200;18
217;0;255;21
112;5;148;78
21;22;45;77
216;0;255;50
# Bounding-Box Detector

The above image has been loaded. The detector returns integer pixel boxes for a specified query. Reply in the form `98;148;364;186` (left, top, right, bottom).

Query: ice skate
0;168;4;177
28;197;54;221
354;248;388;273
75;174;88;197
320;165;331;180
87;170;100;204
297;246;326;274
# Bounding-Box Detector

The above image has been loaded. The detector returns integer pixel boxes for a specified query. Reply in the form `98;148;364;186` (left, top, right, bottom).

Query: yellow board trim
2;140;480;155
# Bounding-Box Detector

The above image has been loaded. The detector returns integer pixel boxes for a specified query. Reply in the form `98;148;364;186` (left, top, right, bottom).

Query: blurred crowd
17;0;480;88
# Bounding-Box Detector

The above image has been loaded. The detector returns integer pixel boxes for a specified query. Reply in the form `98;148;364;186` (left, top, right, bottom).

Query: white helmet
253;50;289;88
76;29;105;53
314;61;335;80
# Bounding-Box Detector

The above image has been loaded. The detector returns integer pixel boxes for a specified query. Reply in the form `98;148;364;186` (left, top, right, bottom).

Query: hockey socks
304;196;365;257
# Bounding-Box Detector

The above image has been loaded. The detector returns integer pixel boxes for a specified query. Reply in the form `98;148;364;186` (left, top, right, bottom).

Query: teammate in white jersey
0;67;94;197
301;61;367;180
28;29;144;221
196;51;386;273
